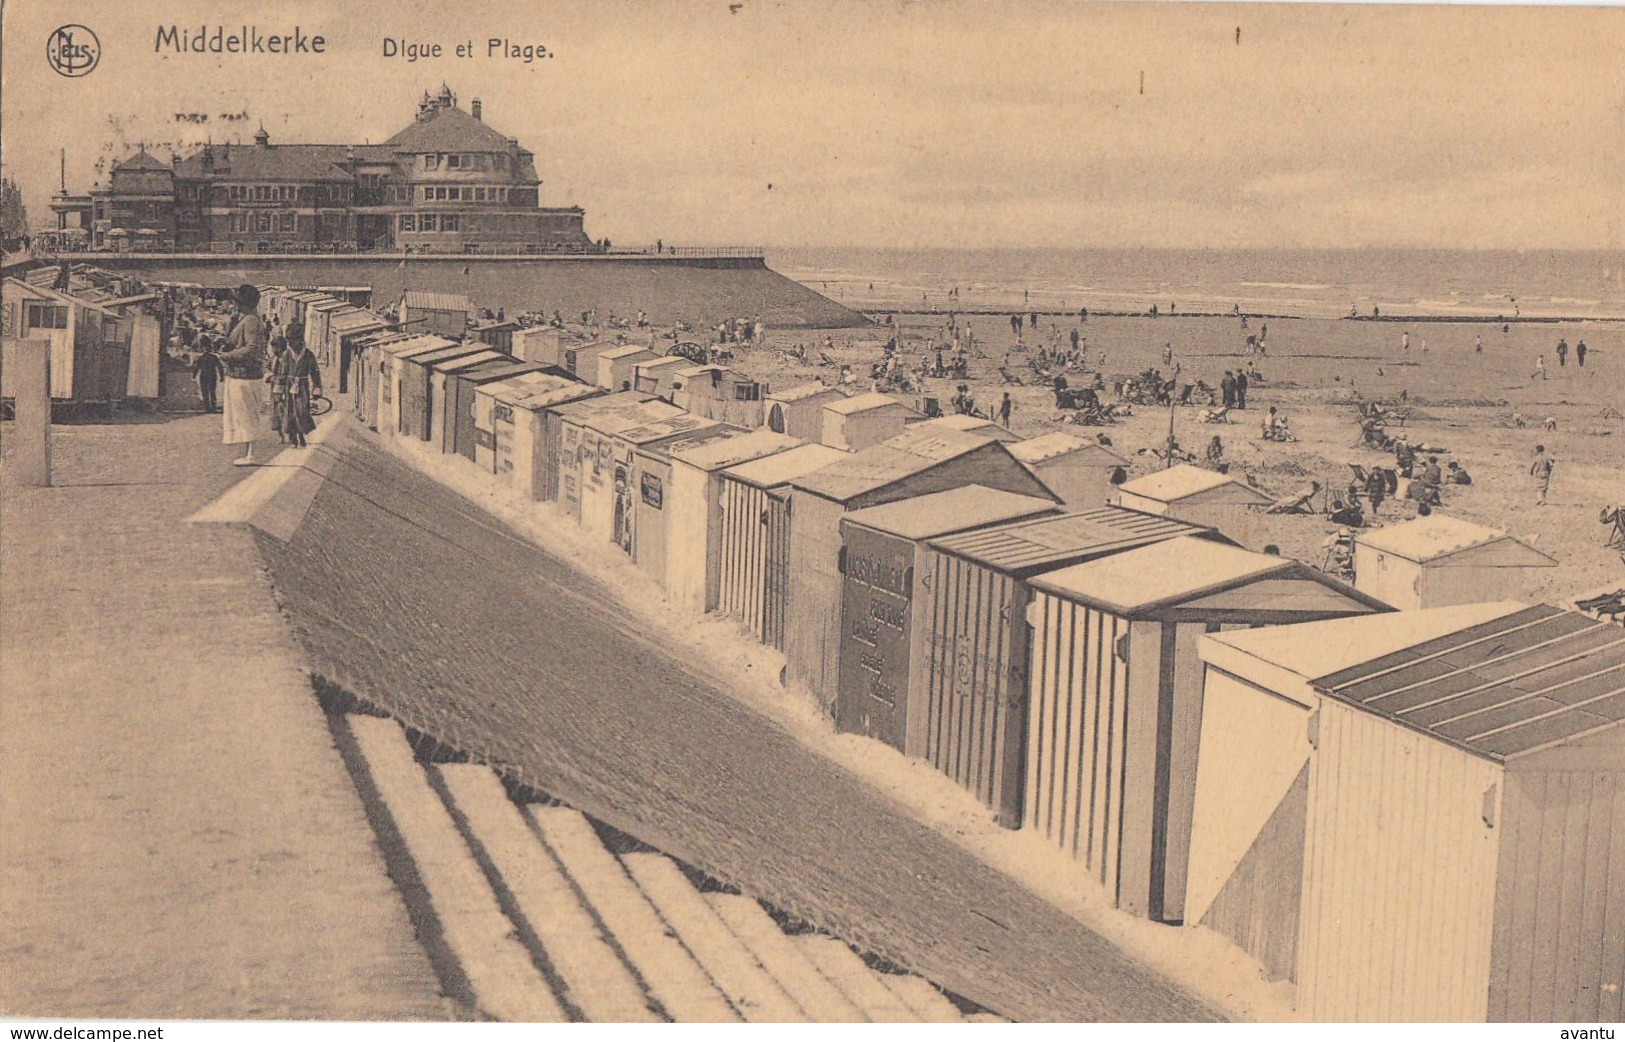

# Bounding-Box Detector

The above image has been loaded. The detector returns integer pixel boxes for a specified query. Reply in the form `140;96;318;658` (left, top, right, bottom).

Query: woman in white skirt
217;284;268;466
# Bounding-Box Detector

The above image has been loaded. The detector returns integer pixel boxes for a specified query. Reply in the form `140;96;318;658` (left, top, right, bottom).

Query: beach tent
835;486;1062;753
1115;463;1274;546
716;443;849;649
473;373;604;492
625;422;742;582
786;425;1061;716
820;392;925;452
918;507;1223;825
665;429;802;616
1010;432;1130;510
764;382;846;440
1024;537;1386;922
1353;513;1557;610
1194;604;1625;1021
304;299;351;365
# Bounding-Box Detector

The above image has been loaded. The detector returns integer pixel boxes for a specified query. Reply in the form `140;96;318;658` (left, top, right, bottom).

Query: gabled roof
769;382;844;404
114;151;170;172
173;144;355;182
823;391;917;417
1010;431;1128;467
1032;537;1293;612
1117;463;1273;505
724;444;849;489
792;425;1010;503
428;351;508;374
384;104;518;153
916;414;1021;442
844;486;1060;542
1312;605;1625;762
930;506;1218;576
402;290;474;314
670;429;800;471
1355;514;1558;566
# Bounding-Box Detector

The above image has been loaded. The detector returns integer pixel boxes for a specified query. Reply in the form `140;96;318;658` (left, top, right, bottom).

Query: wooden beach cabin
765;382;846;440
330;309;391;392
351;331;414;427
427;350;509;452
474;374;603;491
616;415;733;565
596;345;658;392
673;365;766;428
511;325;561;367
717;443;849;649
918;508;1222;825
447;360;551;462
470;318;519;355
786;425;1061;716
1115;463;1273;546
821;392;925;452
551;393;681;527
398;290;473;340
665;429;802;616
304;299;350;365
397;343;490;442
1194;604;1625;1021
633;355;690;399
835;486;1063;753
1010;432;1130;509
376;335;457;437
1024;537;1386;922
1353;513;1557;610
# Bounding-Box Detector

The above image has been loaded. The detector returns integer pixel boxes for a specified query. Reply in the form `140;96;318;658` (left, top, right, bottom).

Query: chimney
471;98;482;121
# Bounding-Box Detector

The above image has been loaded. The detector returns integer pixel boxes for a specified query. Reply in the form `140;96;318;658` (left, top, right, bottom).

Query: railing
653;246;765;258
43;241;768;260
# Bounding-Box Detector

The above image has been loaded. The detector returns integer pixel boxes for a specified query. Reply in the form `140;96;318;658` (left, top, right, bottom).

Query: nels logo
47;24;100;77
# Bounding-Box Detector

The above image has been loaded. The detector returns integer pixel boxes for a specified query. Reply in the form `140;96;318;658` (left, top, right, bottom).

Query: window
424;154;438;170
25;303;68;329
420;214;437;232
495;155;506;170
400;214;415;232
447;154;463;169
256;212;273;233
734;383;760;401
230;212;249;233
279;212;295;233
474;187;485;201
441;213;459;232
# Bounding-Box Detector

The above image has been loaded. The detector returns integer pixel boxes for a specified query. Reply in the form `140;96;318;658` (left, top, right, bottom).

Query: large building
51;86;591;253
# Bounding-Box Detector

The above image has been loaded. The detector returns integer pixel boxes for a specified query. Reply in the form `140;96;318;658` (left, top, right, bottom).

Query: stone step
796;935;917;1023
527;806;739;1023
876;972;965;1023
620;853;807;1023
704;893;867;1022
342;716;565;1022
433;765;660;1023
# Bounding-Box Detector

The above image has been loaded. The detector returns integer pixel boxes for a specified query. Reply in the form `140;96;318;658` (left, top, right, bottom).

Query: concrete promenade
0;399;443;1019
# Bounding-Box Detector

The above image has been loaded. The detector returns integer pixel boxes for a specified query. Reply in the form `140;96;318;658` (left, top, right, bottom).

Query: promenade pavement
0;389;444;1019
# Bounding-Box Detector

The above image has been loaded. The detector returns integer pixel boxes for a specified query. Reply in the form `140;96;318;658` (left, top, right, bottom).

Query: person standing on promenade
274;334;323;448
1557;338;1569;366
1577;340;1588;367
192;341;223;413
1531;445;1555;506
267;336;293;443
217;284;267;466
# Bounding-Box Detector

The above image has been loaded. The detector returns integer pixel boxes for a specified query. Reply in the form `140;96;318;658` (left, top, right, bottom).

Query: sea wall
59;254;869;331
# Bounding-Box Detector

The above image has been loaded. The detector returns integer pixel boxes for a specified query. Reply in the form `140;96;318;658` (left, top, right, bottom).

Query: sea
769;247;1625;321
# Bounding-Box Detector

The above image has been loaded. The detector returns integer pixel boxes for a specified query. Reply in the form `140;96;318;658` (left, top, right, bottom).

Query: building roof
1032;537;1302;613
556;395;684;435
724;444;849;489
916;414;1020;442
1117;463;1273;505
844;486;1060;542
548;389;654;422
790;425;1001;503
406;344;489;368
1311;604;1625;761
457;362;547;386
823;391;914;417
488;374;602;411
428;351;508;375
677;364;727;379
115;150;169;172
616;414;723;447
670;429;800;471
930;506;1218;576
635;355;689;372
384;103;519;153
769;382;843;404
379;334;459;358
1355;513;1558;566
598;345;657;362
173;144;355;182
401;290;474;314
1010;431;1129;467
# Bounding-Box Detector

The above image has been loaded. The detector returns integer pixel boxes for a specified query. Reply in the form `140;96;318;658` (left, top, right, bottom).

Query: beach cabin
1010;432;1130;509
1115;463;1274;546
1;278;144;403
564;338;634;383
511;325;562;367
596;345;658;392
821;392;925;452
1024;537;1385;923
835;486;1063;754
399;290;473;340
633;355;689;399
552;393;682;526
474;374;604;492
398;343;489;442
915;413;1022;443
673;365;766;427
623;419;738;576
786;426;1061;716
765;382;846;440
427;351;509;453
665;429;802;616
917;508;1223;825
470;318;518;355
330;309;390;392
351;331;414;427
717;444;849;650
1353;514;1557;610
446;360;549;462
304;300;350;364
1192;604;1625;1022
376;335;457;436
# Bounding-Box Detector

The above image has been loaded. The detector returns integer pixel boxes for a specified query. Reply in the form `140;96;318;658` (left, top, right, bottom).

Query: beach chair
1267;481;1322;515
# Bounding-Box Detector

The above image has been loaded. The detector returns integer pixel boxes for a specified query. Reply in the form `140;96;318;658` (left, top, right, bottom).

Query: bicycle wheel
310;394;333;417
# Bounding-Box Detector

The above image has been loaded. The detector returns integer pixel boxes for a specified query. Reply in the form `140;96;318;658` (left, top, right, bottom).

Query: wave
1239;281;1333;291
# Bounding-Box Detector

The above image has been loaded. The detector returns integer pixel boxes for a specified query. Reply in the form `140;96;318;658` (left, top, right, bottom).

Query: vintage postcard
2;0;1622;1031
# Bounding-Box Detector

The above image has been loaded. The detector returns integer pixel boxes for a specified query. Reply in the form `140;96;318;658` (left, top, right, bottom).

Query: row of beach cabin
315;291;1617;1022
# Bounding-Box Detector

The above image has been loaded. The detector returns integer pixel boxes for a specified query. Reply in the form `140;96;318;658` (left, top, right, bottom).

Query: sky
2;0;1622;249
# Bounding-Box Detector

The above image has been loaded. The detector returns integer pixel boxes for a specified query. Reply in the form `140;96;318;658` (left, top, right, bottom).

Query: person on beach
1393;435;1416;478
1206;435;1225;467
273;334;323;449
1364;468;1388;515
217;284;267;466
1163;342;1174;367
1235;369;1249;409
1070;327;1081;353
1557;339;1569;366
1417;456;1444;506
1531;445;1555;506
1402;330;1410;352
1447;461;1472;485
998;392;1013;428
191;342;223;413
1533;354;1548;380
1577;340;1588;367
1221;370;1237;409
1476;335;1484;353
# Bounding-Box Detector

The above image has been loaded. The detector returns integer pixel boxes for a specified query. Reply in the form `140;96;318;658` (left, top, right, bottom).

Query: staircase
337;712;997;1023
